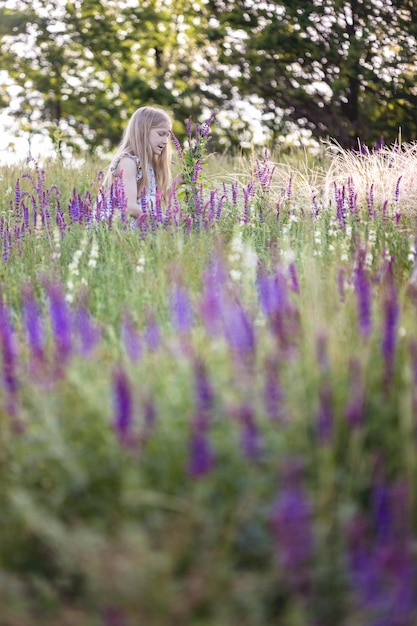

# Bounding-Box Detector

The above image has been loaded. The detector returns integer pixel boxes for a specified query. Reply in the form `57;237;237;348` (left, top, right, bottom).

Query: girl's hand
173;172;185;186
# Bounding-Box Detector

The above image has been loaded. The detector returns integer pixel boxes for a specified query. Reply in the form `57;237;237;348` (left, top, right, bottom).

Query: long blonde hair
106;106;173;198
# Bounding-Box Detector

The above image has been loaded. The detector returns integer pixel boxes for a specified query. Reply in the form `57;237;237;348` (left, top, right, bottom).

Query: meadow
1;122;417;625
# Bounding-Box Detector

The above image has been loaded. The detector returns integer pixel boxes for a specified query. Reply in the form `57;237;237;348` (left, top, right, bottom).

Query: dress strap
110;152;142;181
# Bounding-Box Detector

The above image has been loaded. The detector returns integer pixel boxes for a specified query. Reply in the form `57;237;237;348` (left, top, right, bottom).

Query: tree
0;0;219;154
205;0;417;146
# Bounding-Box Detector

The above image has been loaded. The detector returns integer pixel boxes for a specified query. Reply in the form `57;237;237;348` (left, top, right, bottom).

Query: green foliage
0;0;216;153
206;0;417;146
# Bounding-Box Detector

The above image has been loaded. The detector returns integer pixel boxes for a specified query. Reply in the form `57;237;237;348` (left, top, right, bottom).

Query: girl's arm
117;156;141;217
169;172;185;195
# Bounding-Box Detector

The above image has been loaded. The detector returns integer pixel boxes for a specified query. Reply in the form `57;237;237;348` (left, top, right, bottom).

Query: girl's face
149;125;171;155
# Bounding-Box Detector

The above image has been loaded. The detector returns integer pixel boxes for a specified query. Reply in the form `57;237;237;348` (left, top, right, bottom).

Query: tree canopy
1;0;417;152
206;0;417;146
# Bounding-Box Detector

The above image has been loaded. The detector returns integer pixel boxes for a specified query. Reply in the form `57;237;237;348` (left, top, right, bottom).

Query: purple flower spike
288;262;300;294
170;130;184;162
381;276;399;386
0;302;19;417
222;301;255;363
394;175;402;203
45;282;72;369
271;458;314;597
120;312;142;362
348;480;416;625
112;366;134;446
188;412;215;478
257;267;288;316
22;286;45;364
169;285;193;334
194;358;214;413
73;306;100;357
144;314;161;352
354;251;372;338
199;268;224;336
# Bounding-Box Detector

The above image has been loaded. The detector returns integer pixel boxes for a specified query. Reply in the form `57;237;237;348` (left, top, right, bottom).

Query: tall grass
0;136;417;625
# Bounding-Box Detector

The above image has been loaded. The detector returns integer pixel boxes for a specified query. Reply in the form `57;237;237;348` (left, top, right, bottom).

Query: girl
104;106;183;222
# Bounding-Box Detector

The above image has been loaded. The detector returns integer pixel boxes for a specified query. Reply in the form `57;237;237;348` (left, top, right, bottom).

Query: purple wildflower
120;312;142;362
257;267;288;316
354;251;372;337
257;266;300;352
231;181;238;205
170;130;184;161
112;366;134;446
367;182;375;218
186;115;193;138
381;275;399;385
199;259;226;336
194;358;214;413
0;302;19;417
45;282;72;368
22;285;45;364
348;480;416;625
144;314;160;352
394;175;402;203
201;111;215;137
347;177;357;215
334;182;347;227
170;285;193;334
14;179;21;214
271;458;314;597
73;306;100;356
188;411;215;478
191;159;203;184
254;149;276;194
140;187;148;214
222;300;255;363
288;262;299;294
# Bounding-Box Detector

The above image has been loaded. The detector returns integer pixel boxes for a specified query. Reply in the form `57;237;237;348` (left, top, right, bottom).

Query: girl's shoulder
110;152;142;180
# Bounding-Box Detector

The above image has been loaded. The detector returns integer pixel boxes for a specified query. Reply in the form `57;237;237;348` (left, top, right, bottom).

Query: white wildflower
88;236;99;268
365;252;373;268
135;255;146;273
230;269;242;282
231;229;244;254
282;248;296;264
